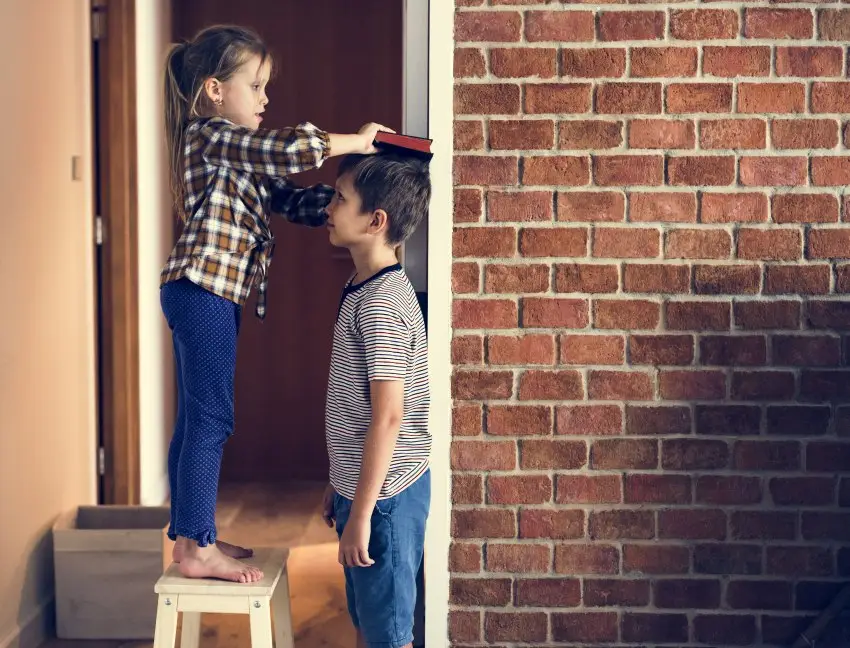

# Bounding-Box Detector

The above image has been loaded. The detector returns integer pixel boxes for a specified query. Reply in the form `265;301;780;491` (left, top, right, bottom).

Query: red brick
768;405;831;436
666;229;731;259
555;263;618;293
519;509;584;540
526;10;595;42
741;156;808;187
697;405;762;436
811;229;850;260
453;403;482;437
558;192;624;223
484;612;547;643
623;614;689;644
773;194;839;223
765;265;830;294
551;612;619;643
455;84;520;115
803;511;850;541
694;544;762;576
773;335;840;366
700;119;766;150
623;264;689;294
626;474;691;505
490;48;556;79
632;47;698;78
484;263;549;294
662;438;730;470
629;119;695;149
671;9;739;40
562;48;626;78
522;297;589;328
488;334;555;365
453;335;483;365
523;156;589;186
728;580;794;610
453;370;514;399
635;405;700;436
812;157;850;186
524;83;591;114
451;440;516;471
738;83;806;114
732;511;796;540
453;474;482;505
668;156;735;186
454;48;485;78
487;405;552;436
591;438;658;469
694;615;758;645
703;46;771;77
449;543;481;573
454;120;484;151
594;227;660;259
659;509;727;540
819;9;850;41
630;192;696;223
697;476;762;505
451;577;510;606
735;301;801;330
777;47;843;77
630;336;694;365
768;546;833;577
454;227;516;258
487;190;552;223
744;8;814;39
489;120;553;150
452;509;516;539
594;155;664;186
557;404;623;436
560;334;624;365
555;545;619;575
520;439;587;470
448;611;480;644
452;262;479;294
599;11;665;41
559;120;623;149
455;188;482;223
737;228;802;260
763;616;819;646
807;301;850;329
701;335;767;366
520;227;587;257
455;11;522;42
667;83;733;114
733;371;796;400
838;265;850;292
734;440;801;471
811;82;850;113
624;545;690;575
596;83;662;115
453;300;517;330
655;578;721;609
660;370;726;400
694;264;760;295
454;155;518;185
556;475;621;505
667;301;731;331
488;475;552;505
770;477;836;506
515;578;581;608
593;299;661;330
800;371;850;402
773;116;840;149
519;370;584;400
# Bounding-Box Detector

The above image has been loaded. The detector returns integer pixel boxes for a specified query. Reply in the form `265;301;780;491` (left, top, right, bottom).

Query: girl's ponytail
165;42;190;221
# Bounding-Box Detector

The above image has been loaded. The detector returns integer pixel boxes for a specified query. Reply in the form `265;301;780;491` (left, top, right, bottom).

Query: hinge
91;7;106;41
97;447;106;476
95;215;104;245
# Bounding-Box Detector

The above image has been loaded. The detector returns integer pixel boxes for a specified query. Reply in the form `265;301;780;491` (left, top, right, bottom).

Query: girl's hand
357;122;395;154
339;516;374;567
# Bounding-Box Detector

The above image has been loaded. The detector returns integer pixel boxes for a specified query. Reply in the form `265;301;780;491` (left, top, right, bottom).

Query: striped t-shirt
325;264;430;500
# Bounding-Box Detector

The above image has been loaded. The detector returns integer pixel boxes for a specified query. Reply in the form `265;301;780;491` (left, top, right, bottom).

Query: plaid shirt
160;117;334;319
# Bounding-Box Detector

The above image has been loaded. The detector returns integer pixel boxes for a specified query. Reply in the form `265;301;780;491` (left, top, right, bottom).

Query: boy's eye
337;192;345;201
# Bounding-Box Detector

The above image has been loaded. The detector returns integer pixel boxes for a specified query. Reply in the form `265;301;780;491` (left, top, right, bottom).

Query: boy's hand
322;483;335;528
339;517;375;568
357;122;395;154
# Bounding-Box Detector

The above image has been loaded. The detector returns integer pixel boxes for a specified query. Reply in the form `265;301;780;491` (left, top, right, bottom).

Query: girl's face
206;54;270;129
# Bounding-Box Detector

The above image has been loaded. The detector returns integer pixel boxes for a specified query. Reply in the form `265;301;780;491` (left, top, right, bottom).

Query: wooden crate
53;505;172;639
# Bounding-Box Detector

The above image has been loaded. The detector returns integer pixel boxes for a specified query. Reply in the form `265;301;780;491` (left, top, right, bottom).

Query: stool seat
152;547;293;648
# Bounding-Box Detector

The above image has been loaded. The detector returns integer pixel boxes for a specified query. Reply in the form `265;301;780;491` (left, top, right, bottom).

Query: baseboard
0;598;54;648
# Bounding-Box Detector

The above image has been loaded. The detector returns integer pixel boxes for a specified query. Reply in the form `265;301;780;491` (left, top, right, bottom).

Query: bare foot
173;538;253;562
177;543;264;583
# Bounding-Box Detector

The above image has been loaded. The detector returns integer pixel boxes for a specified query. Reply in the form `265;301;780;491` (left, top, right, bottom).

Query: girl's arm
268;177;333;227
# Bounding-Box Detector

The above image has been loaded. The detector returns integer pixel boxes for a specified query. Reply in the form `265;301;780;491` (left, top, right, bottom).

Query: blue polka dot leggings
160;278;242;546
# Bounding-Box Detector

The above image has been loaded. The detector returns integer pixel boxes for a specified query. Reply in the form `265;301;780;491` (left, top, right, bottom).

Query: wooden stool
153;547;293;648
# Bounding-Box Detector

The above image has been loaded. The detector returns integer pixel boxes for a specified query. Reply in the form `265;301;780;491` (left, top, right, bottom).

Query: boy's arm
268;178;333;227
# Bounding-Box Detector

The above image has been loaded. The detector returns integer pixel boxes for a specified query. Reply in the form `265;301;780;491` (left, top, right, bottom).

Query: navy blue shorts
333;470;430;648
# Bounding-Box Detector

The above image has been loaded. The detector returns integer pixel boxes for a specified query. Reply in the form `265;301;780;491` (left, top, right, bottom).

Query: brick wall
450;3;850;646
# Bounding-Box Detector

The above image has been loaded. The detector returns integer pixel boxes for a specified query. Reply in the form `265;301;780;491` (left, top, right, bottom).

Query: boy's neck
350;244;400;285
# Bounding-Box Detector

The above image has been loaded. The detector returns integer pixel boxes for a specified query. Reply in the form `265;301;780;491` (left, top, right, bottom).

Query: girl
160;24;390;583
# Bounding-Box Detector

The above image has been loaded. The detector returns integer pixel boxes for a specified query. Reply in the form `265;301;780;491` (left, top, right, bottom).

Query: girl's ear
203;77;223;106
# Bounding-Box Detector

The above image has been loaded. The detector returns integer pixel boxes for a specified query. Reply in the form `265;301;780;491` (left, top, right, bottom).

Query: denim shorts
333;469;431;648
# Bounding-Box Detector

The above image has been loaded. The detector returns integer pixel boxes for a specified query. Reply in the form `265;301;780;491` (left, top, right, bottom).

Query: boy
320;152;431;648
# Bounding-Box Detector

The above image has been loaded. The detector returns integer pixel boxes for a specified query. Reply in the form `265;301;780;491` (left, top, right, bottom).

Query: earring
214;97;223;106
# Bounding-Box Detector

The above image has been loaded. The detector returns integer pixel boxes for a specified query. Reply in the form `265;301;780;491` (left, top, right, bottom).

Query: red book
374;131;433;161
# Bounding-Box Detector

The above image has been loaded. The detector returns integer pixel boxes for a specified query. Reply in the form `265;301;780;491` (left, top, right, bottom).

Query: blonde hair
164;25;272;220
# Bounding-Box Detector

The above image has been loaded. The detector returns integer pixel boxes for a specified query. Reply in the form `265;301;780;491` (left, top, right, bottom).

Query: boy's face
326;172;385;249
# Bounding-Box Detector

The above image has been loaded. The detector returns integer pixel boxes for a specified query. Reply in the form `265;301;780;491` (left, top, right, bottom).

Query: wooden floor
42;482;354;648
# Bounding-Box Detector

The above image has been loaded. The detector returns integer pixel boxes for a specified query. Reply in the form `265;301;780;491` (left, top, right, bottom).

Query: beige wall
136;0;176;507
0;2;97;646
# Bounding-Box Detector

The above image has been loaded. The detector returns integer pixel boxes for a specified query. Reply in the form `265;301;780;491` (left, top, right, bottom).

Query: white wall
136;0;176;507
0;2;97;646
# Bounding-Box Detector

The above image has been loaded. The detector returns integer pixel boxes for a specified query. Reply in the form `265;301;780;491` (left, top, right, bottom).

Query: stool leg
271;566;295;648
153;594;179;648
249;596;274;648
181;611;202;648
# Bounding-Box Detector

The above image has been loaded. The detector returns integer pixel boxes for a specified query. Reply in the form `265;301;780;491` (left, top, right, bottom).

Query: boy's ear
369;209;390;236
